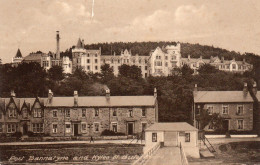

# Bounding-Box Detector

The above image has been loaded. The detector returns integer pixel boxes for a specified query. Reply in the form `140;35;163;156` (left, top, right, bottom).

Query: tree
198;64;218;74
48;65;64;82
100;64;114;83
118;64;142;80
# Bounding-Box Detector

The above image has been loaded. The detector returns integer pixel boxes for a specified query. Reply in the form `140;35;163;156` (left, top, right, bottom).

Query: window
111;59;114;63
81;123;87;132
185;133;190;142
53;110;57;118
145;66;147;70
207;105;214;115
95;53;98;57
139;59;141;64
32;123;43;133
95;108;99;117
222;105;229;114
53;124;58;133
129;109;133;117
95;66;98;70
165;62;168;67
7;123;16;133
232;64;236;69
238;120;244;129
237;105;243;115
94;123;99;132
65;123;71;133
87;66;90;70
87;53;90;57
165;56;168;60
82;109;86;117
112;108;117;116
65;109;70;117
0;123;2;132
142;123;147;132
152;133;157;142
112;122;117;132
33;109;42;118
142;108;146;117
8;108;17;118
87;59;90;63
95;59;98;63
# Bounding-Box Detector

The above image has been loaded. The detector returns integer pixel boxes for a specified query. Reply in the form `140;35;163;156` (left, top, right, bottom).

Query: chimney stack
10;90;16;97
154;88;157;97
48;89;53;103
74;91;78;106
56;31;60;59
106;89;110;101
200;56;202;60
188;55;191;61
253;81;257;96
243;58;246;64
243;83;248;97
194;84;198;92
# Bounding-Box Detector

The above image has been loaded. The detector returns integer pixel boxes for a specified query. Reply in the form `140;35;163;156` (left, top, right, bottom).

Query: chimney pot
194;84;198;92
74;91;78;106
48;89;53;103
154;88;157;97
106;88;110;100
253;82;257;95
243;83;248;97
10;90;16;97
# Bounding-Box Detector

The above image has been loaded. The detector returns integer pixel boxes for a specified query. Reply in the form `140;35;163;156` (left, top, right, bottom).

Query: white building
145;122;199;158
62;56;72;74
72;38;101;73
148;43;181;76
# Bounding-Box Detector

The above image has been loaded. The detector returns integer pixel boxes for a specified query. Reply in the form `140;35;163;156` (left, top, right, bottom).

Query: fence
132;142;160;165
179;142;189;165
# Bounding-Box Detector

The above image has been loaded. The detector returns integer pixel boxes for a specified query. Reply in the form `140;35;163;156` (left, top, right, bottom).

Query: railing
132;142;160;165
179;142;189;165
201;135;216;153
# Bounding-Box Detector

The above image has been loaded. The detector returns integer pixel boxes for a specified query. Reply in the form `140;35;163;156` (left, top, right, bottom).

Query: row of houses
0;82;259;137
10;31;252;77
0;89;158;136
193;82;260;133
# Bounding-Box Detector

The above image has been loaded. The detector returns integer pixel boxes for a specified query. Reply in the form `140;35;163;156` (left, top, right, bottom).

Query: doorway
74;124;78;136
127;122;134;135
223;120;229;132
23;124;28;135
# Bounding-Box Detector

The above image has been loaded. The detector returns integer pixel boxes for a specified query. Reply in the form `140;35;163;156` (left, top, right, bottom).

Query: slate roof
76;38;83;48
46;96;156;107
23;53;42;62
145;122;198;131
194;91;254;103
0;97;47;113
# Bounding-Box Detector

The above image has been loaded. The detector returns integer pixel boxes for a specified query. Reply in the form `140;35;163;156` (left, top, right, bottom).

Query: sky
1;0;260;63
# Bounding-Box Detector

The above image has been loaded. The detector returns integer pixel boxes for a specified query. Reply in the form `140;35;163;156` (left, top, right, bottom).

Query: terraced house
193;83;255;132
0;91;46;135
0;89;158;137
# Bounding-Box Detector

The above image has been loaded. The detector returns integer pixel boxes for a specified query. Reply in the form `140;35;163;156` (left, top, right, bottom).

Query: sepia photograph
0;0;260;164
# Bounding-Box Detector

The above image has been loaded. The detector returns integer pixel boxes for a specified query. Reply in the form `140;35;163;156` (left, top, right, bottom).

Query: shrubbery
101;129;125;136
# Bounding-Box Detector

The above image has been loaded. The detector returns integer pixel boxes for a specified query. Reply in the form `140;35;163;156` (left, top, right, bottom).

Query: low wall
205;135;258;138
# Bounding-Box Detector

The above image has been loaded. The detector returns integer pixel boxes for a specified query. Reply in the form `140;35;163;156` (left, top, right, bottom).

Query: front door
23;124;28;135
128;123;134;135
223;120;229;132
164;132;177;146
74;124;78;136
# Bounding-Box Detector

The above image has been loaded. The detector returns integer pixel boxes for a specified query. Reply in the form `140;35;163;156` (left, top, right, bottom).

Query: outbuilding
145;122;199;158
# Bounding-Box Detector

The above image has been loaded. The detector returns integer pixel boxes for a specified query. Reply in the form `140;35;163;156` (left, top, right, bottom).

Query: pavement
145;147;182;165
0;139;145;145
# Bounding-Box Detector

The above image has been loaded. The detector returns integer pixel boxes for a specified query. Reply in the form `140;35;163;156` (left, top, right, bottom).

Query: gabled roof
15;49;22;58
46;96;156;107
146;122;198;131
194;91;254;103
23;53;43;62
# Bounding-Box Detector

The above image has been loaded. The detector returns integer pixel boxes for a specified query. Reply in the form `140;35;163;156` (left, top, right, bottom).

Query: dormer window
8;108;16;118
33;108;42;118
22;108;28;118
